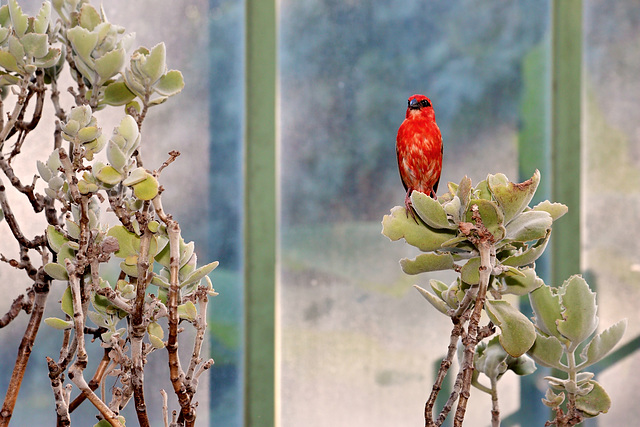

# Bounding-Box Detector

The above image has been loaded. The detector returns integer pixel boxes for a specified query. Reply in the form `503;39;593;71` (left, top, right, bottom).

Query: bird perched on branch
395;94;443;222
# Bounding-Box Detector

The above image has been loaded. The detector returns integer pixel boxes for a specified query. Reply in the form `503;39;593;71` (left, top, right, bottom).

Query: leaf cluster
382;171;626;425
0;1;214;426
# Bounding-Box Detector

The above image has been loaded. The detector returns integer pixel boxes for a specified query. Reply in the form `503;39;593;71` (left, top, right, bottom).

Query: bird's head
406;94;435;119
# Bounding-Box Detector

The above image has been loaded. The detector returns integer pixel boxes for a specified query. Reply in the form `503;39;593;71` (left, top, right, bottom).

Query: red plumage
396;94;443;220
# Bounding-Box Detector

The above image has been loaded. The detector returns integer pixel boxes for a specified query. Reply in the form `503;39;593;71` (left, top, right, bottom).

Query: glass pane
279;1;549;425
583;0;640;424
0;1;243;425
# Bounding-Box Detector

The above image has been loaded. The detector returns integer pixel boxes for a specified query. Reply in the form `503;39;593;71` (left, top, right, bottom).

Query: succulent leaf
414;285;450;315
400;252;455;275
527;333;565;370
557;275;599;348
485;299;536;357
580;319;627;369
381;206;457;252
488;170;540;224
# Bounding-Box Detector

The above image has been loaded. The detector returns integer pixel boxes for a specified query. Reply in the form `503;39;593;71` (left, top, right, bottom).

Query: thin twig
69;349;111;412
0;175;47;250
0;291;34;328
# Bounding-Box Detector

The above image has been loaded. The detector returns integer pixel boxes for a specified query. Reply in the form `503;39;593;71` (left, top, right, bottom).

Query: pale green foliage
529;276;627;417
383;171;625;423
0;1;217;422
383;170;565;357
470;335;536;390
0;0;60;82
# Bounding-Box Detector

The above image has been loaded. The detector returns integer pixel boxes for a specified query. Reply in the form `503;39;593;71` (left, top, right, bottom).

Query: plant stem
490;376;500;427
0;287;48;426
165;218;196;426
130;227;153;427
453;238;492;427
425;318;464;426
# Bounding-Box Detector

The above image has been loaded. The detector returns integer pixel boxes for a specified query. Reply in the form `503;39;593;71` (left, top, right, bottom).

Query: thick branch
0;285;49;426
425;318;464;426
165;218;196;426
130;227;153;427
453;239;492;427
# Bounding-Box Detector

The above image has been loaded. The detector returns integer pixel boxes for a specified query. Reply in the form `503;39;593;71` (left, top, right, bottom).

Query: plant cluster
382;171;626;427
0;1;217;426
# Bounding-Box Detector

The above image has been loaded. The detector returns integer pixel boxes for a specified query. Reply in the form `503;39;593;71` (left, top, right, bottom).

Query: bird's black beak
408;98;420;110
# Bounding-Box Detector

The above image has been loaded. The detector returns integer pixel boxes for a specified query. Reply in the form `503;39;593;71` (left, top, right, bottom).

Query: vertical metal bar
244;0;277;425
551;0;582;285
517;35;551;427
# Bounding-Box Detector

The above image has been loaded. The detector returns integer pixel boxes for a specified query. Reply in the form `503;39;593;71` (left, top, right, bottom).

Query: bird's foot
404;192;420;224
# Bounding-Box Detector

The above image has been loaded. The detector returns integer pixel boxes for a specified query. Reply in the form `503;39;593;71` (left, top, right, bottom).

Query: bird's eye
420;99;431;108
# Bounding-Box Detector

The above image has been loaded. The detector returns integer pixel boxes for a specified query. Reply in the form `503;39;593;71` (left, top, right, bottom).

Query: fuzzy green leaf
381;206;457;251
414;285;449;315
411;191;456;230
429;279;449;299
94;48;125;84
178;301;197;321
78;3;101;30
488;170;540;224
61;286;74;317
485;299;536;357
132;175;159;200
501;231;550;267
575;380;611;416
34;47;61;68
580;319;627;369
107;225;139;258
0;50;20;73
141;42;166;83
531;200;568;221
527;333;565;369
557;275;598;347
44;262;68;280
44;317;73;330
46;225;68;253
499;267;544;296
154;69;184;96
149;334;165;349
77;126;100;143
95;164;123;185
529;284;565;341
504;210;552;242
106;140;127;172
87;310;109;328
103;81;136;106
20;33;48;59
180;261;219;288
33;1;51;34
122;166;147;186
460;257;480;285
147;321;164;339
8;0;27;37
400;252;455;275
66;26;98;65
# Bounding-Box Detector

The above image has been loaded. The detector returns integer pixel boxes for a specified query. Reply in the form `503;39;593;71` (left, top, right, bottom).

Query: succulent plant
382;171;625;426
383;170;567;356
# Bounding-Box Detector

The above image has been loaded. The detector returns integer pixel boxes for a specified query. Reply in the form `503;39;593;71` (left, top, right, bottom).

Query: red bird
396;94;443;221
